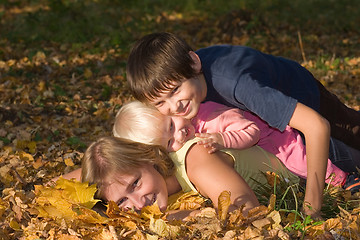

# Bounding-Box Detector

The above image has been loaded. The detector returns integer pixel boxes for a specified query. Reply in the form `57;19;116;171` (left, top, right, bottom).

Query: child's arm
289;103;330;218
184;143;260;215
196;107;260;153
48;168;82;185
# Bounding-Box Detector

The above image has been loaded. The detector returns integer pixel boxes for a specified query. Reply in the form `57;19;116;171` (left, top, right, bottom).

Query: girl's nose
129;194;146;211
175;128;186;143
169;99;180;114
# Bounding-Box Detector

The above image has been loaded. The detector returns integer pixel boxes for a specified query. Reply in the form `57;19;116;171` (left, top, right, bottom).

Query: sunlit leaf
141;202;163;220
55;178;99;208
218;190;231;221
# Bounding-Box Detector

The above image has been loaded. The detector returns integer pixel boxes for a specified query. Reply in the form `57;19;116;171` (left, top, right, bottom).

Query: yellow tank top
169;137;299;193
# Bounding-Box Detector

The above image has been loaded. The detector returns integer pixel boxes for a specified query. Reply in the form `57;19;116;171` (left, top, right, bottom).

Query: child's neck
165;175;182;195
198;73;207;102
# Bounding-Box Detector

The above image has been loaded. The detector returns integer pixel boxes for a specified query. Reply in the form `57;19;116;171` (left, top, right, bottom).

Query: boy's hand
195;133;224;153
302;202;323;222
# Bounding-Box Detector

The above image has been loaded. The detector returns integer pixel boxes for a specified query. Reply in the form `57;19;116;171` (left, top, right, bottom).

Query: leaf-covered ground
1;0;360;239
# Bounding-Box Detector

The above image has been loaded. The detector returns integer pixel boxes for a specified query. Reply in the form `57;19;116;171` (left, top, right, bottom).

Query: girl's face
161;115;195;152
103;163;168;212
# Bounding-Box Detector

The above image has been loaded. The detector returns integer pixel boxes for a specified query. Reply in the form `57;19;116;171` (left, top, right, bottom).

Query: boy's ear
189;51;202;73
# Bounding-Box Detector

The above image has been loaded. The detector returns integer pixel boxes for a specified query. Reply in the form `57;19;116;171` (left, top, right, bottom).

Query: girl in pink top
192;101;347;186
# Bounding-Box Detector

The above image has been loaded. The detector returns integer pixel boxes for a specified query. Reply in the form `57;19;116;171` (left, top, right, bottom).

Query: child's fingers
207;145;219;154
208;147;217;154
195;133;212;138
196;139;214;145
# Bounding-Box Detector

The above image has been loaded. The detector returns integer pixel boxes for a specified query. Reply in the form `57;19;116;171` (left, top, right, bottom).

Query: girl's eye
171;85;180;94
170;121;173;130
131;178;140;190
167;139;172;148
155;101;164;108
118;197;128;206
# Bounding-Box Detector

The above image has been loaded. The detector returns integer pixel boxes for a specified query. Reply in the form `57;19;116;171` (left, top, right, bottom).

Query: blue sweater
197;45;319;131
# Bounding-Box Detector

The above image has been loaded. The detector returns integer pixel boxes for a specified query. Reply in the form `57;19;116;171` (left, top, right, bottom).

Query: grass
253;171;360;238
1;0;359;55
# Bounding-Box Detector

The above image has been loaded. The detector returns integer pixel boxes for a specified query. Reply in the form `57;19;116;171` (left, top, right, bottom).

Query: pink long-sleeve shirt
192;101;347;186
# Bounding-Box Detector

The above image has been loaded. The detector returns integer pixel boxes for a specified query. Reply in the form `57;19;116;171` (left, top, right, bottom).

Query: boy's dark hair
126;32;197;102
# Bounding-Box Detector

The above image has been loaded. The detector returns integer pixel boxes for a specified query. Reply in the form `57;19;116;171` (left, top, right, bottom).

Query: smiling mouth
177;102;190;116
179;128;189;143
151;194;156;205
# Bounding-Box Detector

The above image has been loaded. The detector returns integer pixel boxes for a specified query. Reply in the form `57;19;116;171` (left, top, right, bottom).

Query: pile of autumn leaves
1;174;360;239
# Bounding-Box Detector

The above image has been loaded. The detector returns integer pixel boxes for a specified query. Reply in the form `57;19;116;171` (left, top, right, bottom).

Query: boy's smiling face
148;52;207;120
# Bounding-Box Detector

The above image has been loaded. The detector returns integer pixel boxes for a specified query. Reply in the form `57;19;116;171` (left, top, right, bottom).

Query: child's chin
159;204;167;212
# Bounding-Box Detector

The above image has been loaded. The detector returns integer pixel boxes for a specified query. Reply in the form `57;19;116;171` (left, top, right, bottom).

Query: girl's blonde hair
81;136;174;199
113;101;166;146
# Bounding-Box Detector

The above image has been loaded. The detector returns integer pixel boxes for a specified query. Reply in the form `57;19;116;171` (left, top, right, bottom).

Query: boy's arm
289;102;329;218
184;143;260;215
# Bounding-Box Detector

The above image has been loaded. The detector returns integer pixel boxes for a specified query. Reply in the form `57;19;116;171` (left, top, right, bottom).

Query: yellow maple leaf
34;185;75;220
33;178;100;221
55;177;99;209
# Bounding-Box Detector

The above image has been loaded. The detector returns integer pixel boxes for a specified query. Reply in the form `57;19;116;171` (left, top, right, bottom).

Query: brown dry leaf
140;202;163;220
324;217;342;231
18;151;34;161
83;67;93;79
178;201;203;210
222;230;237;240
338;205;352;219
218;190;231;221
9;218;21;230
277;229;291;240
105;200;122;218
167;190;206;210
267;210;281;228
0;198;7;217
265;171;281;187
243;225;262;239
247;205;269;220
57;234;82;240
198;207;217;218
228;206;246;226
64;157;75;166
252;217;271;229
191;216;222;238
268;194;276;211
149;217;181;238
32;157;44;169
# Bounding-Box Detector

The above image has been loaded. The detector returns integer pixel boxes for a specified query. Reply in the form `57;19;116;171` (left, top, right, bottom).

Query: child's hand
195;132;224;153
302;202;323;222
